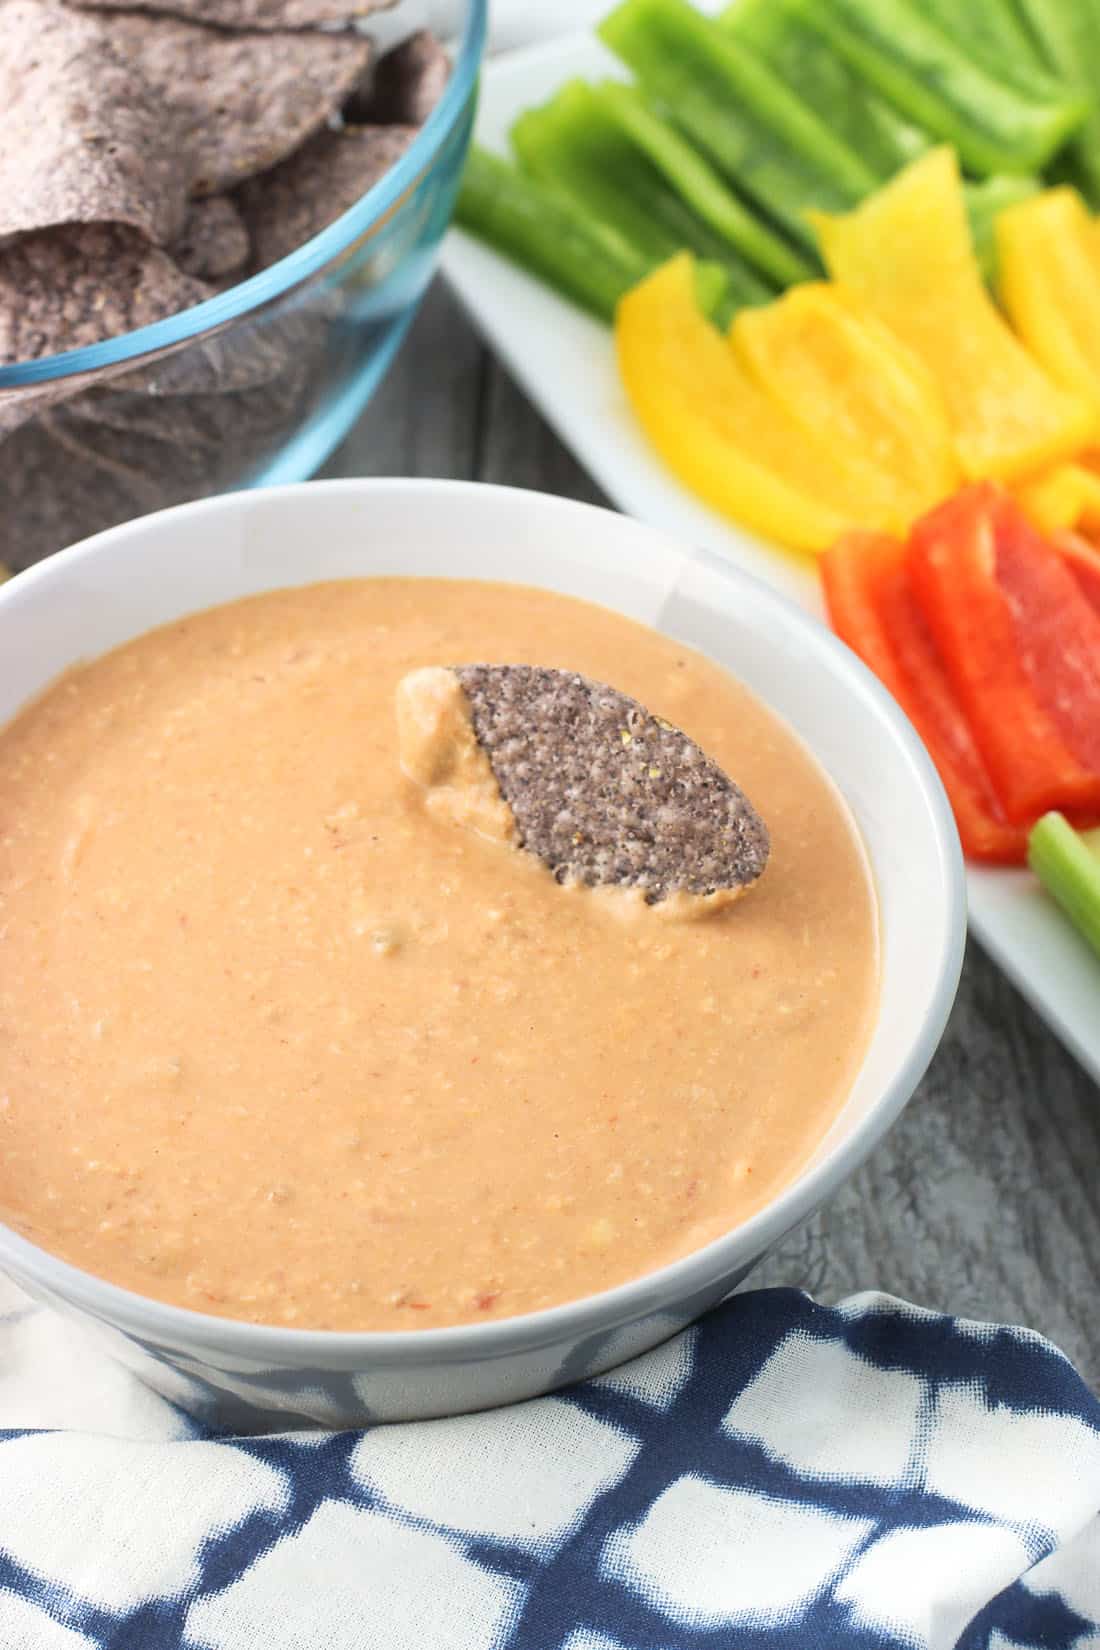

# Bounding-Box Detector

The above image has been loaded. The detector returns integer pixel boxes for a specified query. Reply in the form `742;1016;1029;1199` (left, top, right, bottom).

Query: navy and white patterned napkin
0;1274;1097;1649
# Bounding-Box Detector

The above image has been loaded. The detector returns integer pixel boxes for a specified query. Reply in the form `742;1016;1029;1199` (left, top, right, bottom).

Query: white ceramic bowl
0;479;965;1429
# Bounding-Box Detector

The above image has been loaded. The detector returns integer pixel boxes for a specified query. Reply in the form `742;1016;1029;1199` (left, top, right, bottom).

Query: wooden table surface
324;278;1100;1387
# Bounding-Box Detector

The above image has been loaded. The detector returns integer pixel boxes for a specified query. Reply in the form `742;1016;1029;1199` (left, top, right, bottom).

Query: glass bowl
0;0;486;574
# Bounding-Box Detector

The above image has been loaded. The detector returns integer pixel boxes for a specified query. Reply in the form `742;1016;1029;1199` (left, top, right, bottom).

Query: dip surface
0;578;877;1329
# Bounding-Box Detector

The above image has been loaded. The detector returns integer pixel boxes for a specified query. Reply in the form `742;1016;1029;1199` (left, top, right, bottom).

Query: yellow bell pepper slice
1015;465;1088;535
730;283;959;534
998;188;1100;420
812;148;1094;483
1076;467;1100;533
1076;448;1100;482
1016;460;1100;535
615;254;903;551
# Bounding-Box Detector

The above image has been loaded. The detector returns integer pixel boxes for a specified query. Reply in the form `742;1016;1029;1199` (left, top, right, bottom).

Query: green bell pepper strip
919;0;1059;98
965;174;1041;283
1016;0;1100;205
511;82;775;306
696;261;740;327
786;0;1088;176
455;148;737;325
454;147;649;322
1028;812;1100;959
598;0;876;254
718;0;927;182
593;80;811;286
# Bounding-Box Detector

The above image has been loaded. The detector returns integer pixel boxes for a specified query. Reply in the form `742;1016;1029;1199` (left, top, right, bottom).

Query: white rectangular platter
440;30;1100;1085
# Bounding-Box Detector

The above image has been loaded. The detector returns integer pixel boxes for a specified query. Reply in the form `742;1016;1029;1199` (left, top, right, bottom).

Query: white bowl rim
0;478;967;1363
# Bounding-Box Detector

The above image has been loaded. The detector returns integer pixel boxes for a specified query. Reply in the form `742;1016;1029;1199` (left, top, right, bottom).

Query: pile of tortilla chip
0;0;451;567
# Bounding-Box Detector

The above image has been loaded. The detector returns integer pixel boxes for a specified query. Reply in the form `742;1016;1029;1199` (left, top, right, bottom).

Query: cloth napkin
1;1274;1098;1649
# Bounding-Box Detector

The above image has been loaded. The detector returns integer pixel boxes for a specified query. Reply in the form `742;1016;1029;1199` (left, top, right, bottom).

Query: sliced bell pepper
511;82;775;310
908;484;1100;821
812;149;1095;482
1028;812;1100;959
997;187;1100;418
455;147;649;322
592;80;811;288
965;174;1041;284
717;0;928;183
615;254;902;552
919;0;1059;99
994;498;1100;771
599;0;875;255
1056;529;1100;614
730;283;959;535
1016;465;1093;536
1015;461;1100;536
821;531;1028;863
785;0;1088;176
1059;463;1100;534
1016;0;1100;206
1073;446;1100;480
456;148;732;324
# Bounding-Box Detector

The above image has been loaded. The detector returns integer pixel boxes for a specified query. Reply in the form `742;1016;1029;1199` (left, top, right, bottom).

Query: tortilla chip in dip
402;664;772;904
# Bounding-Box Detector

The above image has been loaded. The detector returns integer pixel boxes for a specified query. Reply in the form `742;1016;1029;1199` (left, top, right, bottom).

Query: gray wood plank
476;349;610;505
325;279;1100;1388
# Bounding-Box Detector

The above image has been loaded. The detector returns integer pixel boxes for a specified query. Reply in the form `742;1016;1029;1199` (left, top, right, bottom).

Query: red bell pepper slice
995;501;1100;770
909;484;1100;823
822;531;1029;864
1056;529;1100;618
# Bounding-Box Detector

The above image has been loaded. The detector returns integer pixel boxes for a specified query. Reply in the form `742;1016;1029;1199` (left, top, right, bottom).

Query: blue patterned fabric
0;1279;1098;1649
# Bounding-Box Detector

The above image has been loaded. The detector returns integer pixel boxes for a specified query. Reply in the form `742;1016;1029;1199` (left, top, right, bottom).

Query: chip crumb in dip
0;578;878;1329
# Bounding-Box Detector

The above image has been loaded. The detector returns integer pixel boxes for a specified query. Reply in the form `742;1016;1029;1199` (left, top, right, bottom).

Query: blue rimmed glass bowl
0;0;486;572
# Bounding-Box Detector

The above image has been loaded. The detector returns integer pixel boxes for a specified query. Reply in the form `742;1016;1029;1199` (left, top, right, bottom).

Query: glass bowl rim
0;0;487;391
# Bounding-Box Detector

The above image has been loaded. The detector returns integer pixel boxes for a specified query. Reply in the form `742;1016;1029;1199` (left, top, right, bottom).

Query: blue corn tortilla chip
0;223;211;368
106;11;372;196
343;29;449;126
453;665;771;903
2;412;155;565
0;0;189;246
235;124;418;268
169;195;251;281
2;352;321;566
70;0;392;29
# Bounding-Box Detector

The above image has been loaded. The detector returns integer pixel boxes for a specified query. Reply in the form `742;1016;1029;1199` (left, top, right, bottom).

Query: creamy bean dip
0;578;877;1329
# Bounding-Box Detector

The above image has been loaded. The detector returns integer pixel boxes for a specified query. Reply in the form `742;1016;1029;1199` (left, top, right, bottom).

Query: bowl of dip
0;479;965;1428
